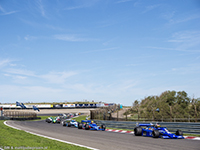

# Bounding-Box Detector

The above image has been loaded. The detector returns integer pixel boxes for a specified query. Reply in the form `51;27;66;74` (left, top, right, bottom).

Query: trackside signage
63;104;75;107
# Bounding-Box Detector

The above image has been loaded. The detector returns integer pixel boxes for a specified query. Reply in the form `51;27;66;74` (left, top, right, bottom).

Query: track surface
7;120;200;150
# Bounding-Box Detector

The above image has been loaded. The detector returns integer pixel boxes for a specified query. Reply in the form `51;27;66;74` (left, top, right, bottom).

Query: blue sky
0;0;200;106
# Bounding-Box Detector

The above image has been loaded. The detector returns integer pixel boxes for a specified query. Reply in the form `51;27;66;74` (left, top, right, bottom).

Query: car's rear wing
136;123;154;127
81;120;91;123
65;119;72;122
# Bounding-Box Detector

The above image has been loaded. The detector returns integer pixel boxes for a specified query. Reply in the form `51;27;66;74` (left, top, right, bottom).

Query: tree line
131;91;200;122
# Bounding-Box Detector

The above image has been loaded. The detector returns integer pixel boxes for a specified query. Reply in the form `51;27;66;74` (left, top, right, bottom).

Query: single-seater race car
46;116;61;124
78;120;106;131
134;123;184;139
46;117;53;123
61;119;78;127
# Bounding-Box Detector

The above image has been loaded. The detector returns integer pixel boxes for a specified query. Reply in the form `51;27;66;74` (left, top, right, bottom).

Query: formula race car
46;116;61;123
134;123;184;139
62;119;78;127
46;117;53;123
78;120;106;131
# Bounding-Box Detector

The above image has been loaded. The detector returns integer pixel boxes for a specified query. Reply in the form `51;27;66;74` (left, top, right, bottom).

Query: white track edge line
4;121;99;150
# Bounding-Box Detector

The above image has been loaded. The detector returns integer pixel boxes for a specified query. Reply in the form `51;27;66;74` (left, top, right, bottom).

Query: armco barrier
94;120;200;135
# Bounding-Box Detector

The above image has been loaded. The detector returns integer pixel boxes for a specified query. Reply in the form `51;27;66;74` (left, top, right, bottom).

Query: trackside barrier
93;120;200;135
3;111;40;120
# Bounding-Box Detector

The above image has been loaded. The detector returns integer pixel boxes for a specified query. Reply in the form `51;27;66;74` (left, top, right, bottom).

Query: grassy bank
0;120;89;150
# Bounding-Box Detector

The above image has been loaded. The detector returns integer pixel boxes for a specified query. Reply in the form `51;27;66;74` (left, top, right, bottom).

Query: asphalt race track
7;120;200;150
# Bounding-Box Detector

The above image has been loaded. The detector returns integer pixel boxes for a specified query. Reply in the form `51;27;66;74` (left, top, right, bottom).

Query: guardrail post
99;111;100;120
0;107;3;116
117;111;119;121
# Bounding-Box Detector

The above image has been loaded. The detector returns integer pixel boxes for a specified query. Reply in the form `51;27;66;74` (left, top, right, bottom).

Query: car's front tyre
67;123;71;127
78;123;82;129
152;130;160;138
85;124;90;130
175;130;183;136
62;121;66;126
101;124;106;130
134;127;142;136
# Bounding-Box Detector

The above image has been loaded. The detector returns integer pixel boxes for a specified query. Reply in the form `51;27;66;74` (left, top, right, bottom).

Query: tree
132;100;140;120
159;91;176;122
191;98;200;122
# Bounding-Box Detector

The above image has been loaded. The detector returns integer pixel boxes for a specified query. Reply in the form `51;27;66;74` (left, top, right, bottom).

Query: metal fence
3;111;38;120
94;120;200;135
91;109;200;122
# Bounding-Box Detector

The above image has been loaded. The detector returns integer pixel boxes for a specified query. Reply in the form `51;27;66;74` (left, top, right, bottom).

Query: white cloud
82;47;119;54
4;68;36;77
36;0;46;17
54;34;93;42
0;5;5;12
24;35;38;41
0;85;63;102
0;5;19;16
116;0;132;4
64;0;99;10
169;14;200;25
146;46;200;53
142;4;160;14
168;31;200;51
0;10;18;15
0;59;12;67
40;71;78;84
4;68;78;84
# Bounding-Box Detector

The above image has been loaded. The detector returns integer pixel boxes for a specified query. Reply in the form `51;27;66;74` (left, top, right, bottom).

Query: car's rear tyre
78;123;82;129
101;124;106;130
152;130;160;138
62;121;66;126
85;124;90;130
67;123;71;127
134;127;142;136
176;130;183;136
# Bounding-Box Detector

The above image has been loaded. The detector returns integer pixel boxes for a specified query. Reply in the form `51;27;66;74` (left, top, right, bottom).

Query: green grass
0;120;89;150
30;116;50;121
183;133;200;137
74;115;89;123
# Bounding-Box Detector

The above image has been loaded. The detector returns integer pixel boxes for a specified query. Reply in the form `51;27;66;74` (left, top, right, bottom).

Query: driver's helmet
155;123;161;128
91;121;94;124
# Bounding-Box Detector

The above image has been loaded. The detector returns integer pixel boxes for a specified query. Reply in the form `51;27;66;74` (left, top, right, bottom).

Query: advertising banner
36;105;51;108
63;104;75;107
54;104;62;108
75;104;83;107
89;104;96;107
84;104;89;107
96;103;105;107
0;105;17;108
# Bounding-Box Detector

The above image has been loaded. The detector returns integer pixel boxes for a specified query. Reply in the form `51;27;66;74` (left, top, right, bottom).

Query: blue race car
134;123;184;139
78;120;106;131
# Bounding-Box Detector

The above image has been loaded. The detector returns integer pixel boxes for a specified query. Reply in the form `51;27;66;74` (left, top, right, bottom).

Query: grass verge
0;120;89;150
